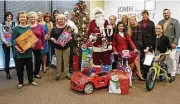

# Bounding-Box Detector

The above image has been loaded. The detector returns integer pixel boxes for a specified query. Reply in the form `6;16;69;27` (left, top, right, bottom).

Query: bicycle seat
122;50;131;58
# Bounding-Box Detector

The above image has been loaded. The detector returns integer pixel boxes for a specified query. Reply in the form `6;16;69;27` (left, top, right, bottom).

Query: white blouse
119;32;124;37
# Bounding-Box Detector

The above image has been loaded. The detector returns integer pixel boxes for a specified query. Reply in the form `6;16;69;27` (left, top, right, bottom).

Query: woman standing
28;11;45;78
52;10;60;27
50;14;73;80
44;13;53;68
128;16;143;50
113;22;144;81
11;11;38;89
0;11;16;79
37;11;49;73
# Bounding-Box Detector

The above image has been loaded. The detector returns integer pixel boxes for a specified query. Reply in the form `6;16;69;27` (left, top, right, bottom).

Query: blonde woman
128;16;143;50
37;11;49;73
28;11;45;78
50;14;73;80
44;13;53;67
11;11;38;89
121;15;128;32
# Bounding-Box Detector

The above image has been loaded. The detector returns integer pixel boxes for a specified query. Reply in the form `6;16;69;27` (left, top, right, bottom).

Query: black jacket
151;34;171;53
138;19;155;49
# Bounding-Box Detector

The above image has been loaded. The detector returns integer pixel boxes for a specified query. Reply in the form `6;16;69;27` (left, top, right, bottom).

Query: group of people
0;9;77;89
0;7;179;89
87;7;180;81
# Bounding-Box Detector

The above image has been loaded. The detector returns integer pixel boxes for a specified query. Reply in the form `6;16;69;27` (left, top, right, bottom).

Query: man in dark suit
159;8;180;81
138;10;155;79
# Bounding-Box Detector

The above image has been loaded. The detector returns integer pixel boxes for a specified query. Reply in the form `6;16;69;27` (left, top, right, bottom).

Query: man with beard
159;8;180;81
87;7;113;65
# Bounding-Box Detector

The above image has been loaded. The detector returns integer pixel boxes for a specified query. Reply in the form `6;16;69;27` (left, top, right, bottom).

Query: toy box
15;29;38;51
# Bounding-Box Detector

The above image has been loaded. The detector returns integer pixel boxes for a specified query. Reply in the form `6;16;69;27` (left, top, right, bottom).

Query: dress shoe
30;82;39;86
17;84;23;89
34;75;42;79
6;74;11;79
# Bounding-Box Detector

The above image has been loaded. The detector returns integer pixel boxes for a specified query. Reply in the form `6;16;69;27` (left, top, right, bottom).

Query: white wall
104;1;180;25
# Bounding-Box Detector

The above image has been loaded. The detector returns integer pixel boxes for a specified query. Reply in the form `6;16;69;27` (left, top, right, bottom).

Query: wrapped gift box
15;29;38;51
102;65;111;72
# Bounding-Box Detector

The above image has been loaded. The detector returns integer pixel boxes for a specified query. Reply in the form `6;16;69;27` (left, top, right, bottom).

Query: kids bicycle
111;50;136;87
145;52;173;91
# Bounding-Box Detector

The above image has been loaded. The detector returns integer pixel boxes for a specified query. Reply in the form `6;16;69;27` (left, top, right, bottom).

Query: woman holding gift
0;11;16;79
37;11;49;73
50;14;73;80
11;11;38;89
112;22;144;81
28;11;45;78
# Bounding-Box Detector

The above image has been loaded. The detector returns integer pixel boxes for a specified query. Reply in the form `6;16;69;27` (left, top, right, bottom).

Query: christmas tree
71;0;90;48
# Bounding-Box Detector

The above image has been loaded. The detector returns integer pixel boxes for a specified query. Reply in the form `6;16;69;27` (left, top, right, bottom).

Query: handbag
51;54;57;66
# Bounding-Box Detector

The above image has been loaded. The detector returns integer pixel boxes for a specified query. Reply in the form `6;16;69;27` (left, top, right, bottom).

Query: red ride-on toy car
70;67;110;94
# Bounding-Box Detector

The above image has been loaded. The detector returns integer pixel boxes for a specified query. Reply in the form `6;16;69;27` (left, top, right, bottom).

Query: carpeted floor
0;69;180;104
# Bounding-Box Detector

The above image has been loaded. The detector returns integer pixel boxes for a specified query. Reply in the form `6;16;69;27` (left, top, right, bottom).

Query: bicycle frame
150;62;170;80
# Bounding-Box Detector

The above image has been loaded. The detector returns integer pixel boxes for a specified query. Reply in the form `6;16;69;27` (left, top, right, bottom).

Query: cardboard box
15;29;38;51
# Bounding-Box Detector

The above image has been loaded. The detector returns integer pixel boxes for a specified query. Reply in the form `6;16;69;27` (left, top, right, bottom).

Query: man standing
87;7;113;65
138;10;155;78
159;8;180;81
64;11;79;76
109;15;117;69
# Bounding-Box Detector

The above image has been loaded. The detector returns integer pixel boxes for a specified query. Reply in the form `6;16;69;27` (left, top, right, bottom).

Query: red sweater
31;24;45;50
113;33;136;52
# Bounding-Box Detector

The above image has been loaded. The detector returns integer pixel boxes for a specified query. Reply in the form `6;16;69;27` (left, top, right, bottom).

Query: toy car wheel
83;83;94;94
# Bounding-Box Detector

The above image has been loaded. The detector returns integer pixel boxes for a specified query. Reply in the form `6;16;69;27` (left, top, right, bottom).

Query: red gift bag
73;55;79;71
117;71;129;95
109;70;130;95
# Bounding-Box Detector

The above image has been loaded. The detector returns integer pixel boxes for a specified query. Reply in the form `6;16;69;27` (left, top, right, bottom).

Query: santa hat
93;7;104;18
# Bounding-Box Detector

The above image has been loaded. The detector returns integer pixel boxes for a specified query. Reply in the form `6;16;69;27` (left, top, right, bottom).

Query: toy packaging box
15;29;38;51
57;30;72;47
81;46;93;69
